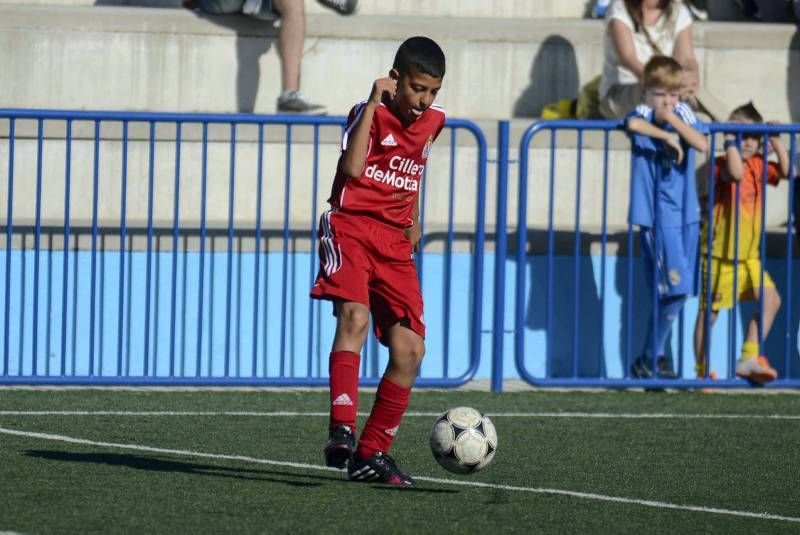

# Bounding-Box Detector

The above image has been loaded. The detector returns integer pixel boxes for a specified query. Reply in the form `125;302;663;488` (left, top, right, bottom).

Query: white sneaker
242;0;262;15
735;356;777;385
276;90;327;115
686;2;709;21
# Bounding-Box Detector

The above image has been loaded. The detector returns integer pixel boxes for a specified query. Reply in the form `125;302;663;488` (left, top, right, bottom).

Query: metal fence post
491;120;510;392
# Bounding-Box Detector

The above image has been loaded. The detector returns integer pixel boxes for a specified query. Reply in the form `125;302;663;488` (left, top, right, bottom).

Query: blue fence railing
0;110;798;390
499;119;800;389
0;109;488;386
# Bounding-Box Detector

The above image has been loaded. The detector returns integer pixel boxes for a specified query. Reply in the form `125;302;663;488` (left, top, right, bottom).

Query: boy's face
644;86;679;121
389;65;442;124
729;116;760;159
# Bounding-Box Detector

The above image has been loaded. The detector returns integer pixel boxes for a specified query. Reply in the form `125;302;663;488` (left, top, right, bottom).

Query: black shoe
655;357;678;379
347;451;414;486
736;0;762;20
631;357;653;378
631;356;678;379
324;425;355;469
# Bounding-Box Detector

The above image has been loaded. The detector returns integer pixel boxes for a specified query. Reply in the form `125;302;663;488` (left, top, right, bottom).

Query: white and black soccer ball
429;406;497;474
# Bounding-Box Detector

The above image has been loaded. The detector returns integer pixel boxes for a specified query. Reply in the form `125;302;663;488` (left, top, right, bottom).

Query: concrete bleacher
0;1;798;235
0;1;797;119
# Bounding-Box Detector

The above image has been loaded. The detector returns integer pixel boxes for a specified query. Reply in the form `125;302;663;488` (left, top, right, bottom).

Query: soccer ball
429;406;497;474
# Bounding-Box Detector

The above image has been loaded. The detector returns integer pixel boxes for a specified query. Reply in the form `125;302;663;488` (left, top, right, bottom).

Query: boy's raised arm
663;111;708;153
767;126;791;179
720;128;790;183
340;77;397;178
626;117;685;165
721;134;744;182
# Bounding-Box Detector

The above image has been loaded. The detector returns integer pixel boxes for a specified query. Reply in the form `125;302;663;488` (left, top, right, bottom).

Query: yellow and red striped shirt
701;155;781;260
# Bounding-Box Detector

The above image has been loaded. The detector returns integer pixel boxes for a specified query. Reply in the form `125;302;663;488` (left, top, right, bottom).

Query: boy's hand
653;102;675;125
766;121;783;154
662;135;684;165
680;70;699;102
369;77;397;106
404;223;421;252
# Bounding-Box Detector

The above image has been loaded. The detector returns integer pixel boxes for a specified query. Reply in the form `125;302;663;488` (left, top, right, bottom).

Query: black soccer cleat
324;425;355;469
347;451;414;486
631;356;678;379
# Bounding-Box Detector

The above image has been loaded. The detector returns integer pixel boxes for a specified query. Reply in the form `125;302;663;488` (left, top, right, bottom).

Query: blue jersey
625;102;708;227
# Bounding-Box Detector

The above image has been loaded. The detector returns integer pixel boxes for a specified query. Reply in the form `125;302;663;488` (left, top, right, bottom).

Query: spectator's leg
744;286;782;344
272;0;304;93
651;294;687;358
794;171;800;246
693;307;718;374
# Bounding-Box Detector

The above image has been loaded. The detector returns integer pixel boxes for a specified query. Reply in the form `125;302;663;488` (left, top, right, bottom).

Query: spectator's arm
627;117;684;164
626;117;670;141
720;135;744;182
767;131;791;179
663;111;708;153
673;26;700;98
608;19;645;80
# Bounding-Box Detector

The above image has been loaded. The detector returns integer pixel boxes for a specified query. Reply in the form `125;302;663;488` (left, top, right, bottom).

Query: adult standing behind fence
599;0;701;119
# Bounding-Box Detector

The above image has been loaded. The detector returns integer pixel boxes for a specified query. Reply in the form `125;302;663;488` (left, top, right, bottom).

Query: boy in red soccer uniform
310;36;446;486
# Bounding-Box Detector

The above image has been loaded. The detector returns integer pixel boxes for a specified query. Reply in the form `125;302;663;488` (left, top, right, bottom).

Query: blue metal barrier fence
0;109;488;386
2;110;798;390
496;119;800;389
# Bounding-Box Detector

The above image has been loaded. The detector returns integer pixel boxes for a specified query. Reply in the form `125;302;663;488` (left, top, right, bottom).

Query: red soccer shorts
310;210;425;345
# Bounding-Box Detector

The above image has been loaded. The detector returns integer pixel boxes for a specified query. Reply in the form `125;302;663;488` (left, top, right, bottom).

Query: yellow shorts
700;258;775;311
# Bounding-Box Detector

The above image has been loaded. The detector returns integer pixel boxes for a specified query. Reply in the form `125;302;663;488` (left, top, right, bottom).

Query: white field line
0;425;798;525
0;410;799;420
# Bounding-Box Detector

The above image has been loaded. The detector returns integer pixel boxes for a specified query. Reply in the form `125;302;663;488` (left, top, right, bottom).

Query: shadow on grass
371;485;459;494
24;449;347;487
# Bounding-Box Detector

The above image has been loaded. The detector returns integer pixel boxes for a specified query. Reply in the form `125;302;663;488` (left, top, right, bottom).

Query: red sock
356;376;411;460
329;351;360;431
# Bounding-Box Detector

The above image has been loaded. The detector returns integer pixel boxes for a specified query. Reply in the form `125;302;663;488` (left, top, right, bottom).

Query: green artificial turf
1;389;798;533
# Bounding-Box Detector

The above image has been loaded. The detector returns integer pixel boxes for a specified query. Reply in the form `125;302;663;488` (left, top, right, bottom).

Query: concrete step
1;4;798;122
1;0;796;21
0;0;595;19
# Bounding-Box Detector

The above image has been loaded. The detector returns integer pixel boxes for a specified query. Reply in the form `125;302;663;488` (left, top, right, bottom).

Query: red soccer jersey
327;101;446;228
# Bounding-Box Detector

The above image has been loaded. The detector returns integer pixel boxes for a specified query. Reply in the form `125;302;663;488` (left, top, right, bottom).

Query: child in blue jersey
626;56;709;378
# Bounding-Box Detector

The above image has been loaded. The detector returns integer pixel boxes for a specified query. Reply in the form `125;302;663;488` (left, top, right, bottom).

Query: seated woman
599;0;700;119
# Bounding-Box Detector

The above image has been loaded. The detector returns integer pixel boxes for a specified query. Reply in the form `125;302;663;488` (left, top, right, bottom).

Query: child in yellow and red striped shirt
694;102;792;385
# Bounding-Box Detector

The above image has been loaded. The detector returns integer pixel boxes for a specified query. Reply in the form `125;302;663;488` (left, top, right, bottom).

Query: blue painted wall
1;249;798;380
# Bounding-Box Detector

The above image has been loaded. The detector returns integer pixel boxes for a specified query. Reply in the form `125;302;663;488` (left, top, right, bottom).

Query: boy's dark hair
393;36;446;79
729;101;763;123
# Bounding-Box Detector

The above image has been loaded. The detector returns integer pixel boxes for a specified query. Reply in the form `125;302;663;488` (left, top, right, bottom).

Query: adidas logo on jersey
384;426;399;436
332;393;353;406
381;133;398;146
